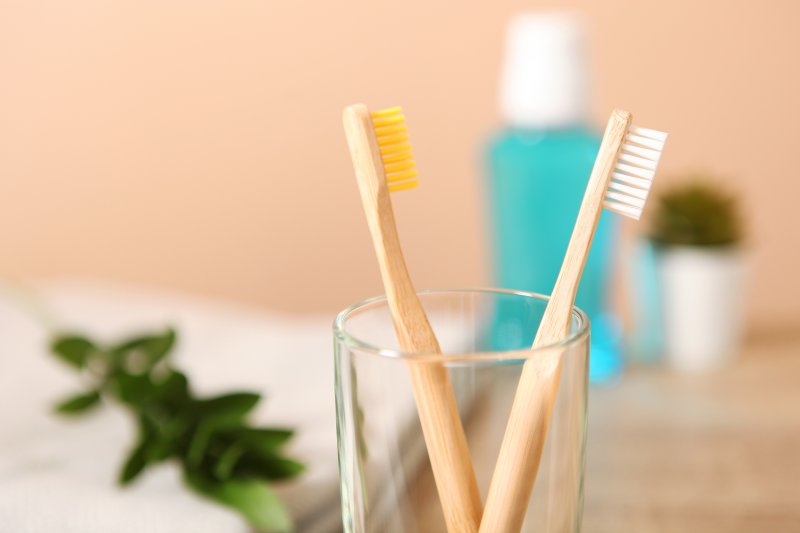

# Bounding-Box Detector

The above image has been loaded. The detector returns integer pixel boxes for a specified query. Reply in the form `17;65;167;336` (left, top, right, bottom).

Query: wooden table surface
413;334;800;532
583;334;800;532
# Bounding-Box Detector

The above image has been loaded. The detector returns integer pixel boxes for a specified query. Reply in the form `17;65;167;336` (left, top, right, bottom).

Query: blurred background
1;0;798;328
2;0;799;532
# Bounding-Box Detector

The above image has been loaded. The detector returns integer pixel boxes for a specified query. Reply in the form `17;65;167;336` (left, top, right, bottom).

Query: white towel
0;279;344;532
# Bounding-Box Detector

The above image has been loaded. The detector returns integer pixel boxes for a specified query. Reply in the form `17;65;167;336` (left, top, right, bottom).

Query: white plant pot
657;245;746;373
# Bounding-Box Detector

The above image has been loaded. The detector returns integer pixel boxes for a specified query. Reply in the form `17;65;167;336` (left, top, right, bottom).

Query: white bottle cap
499;12;589;128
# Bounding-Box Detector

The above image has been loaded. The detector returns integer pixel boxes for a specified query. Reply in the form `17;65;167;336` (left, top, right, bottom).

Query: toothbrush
480;109;667;533
343;104;483;533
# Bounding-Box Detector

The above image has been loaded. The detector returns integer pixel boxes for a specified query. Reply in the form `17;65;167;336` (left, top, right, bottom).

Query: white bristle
604;201;644;220
618;151;658;170
612;171;652;190
609;180;649;200
629;126;668;142
606;190;645;208
622;143;661;161
604;124;668;220
625;133;664;151
615;162;655;180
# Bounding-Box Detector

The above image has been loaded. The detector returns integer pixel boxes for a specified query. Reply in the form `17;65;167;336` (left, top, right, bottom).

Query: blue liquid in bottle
486;128;622;383
485;12;623;383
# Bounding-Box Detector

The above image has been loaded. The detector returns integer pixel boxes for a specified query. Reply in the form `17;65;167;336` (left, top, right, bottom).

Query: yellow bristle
386;169;418;183
388;180;419;192
374;124;408;136
377;133;410;146
385;160;416;173
379;142;413;155
381;151;414;164
370;107;402;118
371;113;405;128
371;106;418;193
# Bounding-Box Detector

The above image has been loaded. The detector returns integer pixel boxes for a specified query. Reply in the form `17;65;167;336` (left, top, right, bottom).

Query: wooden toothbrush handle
407;361;483;532
343;104;482;533
479;349;564;533
392;286;483;533
480;110;632;533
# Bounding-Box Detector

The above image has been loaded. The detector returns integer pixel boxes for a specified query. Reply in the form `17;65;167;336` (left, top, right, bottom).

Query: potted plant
648;181;746;372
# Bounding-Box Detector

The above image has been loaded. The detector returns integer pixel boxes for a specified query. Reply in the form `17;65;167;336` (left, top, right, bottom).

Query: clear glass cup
334;289;590;532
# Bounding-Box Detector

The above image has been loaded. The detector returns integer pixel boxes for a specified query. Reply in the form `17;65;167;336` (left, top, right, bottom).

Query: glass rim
333;287;590;362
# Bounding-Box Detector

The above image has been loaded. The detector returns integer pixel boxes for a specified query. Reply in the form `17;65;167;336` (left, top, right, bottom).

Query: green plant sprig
50;328;303;533
649;181;743;247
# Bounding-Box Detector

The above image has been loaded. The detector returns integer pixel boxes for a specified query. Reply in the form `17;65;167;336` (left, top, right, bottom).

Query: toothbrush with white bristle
480;109;667;533
605;125;668;220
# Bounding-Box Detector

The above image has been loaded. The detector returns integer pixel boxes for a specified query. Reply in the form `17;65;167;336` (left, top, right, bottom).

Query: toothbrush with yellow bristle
343;104;482;533
480;109;668;533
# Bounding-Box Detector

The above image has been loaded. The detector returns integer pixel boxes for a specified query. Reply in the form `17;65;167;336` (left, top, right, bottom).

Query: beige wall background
1;0;798;330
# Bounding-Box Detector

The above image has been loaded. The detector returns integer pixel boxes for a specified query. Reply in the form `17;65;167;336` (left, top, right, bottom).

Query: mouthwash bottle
485;13;622;383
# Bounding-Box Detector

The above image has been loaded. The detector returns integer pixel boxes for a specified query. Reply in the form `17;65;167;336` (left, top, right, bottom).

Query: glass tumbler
334;289;590;532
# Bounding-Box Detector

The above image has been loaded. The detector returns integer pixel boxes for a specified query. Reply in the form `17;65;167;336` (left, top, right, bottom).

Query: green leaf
54;390;101;415
235;453;305;481
114;372;156;406
159;370;189;403
51;335;97;368
119;431;153;485
187;422;214;467
115;369;190;409
112;328;176;371
214;443;246;480
195;392;260;425
185;472;293;532
228;427;294;454
148;417;190;461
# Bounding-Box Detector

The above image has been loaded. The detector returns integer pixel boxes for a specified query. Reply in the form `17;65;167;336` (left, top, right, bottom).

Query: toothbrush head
370;107;419;192
604;125;668;220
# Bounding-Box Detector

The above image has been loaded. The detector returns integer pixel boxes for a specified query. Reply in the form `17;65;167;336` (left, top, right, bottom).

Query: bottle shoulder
487;126;600;158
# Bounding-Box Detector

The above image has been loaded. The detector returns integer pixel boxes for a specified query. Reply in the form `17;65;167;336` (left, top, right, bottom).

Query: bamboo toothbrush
480;109;667;533
342;104;483;533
